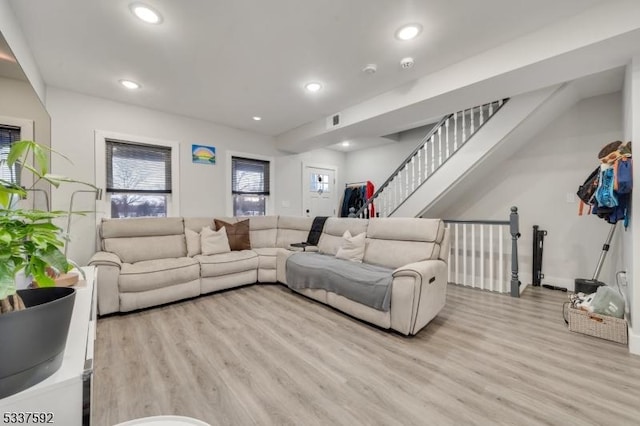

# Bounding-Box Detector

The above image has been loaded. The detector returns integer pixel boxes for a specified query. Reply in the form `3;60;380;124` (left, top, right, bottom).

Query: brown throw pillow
214;218;251;251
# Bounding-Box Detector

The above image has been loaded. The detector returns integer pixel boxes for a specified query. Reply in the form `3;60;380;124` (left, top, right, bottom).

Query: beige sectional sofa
89;215;449;335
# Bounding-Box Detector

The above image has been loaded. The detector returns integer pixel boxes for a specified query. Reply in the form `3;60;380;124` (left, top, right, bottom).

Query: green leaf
43;174;98;191
0;191;10;209
38;246;70;275
6;140;31;167
32;143;49;176
0;229;11;244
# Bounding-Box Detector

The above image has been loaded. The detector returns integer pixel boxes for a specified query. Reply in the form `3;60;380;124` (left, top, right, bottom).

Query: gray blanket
286;253;393;311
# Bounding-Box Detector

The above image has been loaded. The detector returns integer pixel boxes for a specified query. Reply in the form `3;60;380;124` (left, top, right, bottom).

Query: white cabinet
0;267;97;426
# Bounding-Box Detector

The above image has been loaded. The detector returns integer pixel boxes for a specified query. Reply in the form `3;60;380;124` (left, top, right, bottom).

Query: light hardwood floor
94;284;640;426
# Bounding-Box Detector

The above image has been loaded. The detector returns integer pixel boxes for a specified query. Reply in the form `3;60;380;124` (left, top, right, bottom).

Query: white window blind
106;139;172;194
0;125;21;186
231;156;270;195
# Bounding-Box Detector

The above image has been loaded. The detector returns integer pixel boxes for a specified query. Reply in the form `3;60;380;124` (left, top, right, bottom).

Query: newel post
509;206;521;297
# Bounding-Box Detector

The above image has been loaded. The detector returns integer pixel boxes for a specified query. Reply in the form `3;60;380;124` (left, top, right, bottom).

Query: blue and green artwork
192;144;216;164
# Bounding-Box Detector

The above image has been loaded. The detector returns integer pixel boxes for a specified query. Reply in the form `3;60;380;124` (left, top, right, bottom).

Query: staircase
356;84;569;218
355;99;508;217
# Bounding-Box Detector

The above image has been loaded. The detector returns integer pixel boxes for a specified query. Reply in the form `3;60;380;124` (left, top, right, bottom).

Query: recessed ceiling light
252;116;262;121
120;79;141;90
130;3;163;24
395;24;422;41
362;64;377;74
305;82;322;93
341;141;350;147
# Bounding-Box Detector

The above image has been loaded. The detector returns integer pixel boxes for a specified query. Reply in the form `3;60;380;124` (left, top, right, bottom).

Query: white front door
303;165;337;217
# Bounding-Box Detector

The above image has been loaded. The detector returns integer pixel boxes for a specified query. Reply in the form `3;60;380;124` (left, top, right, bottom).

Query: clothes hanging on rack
340;181;375;217
366;181;375;217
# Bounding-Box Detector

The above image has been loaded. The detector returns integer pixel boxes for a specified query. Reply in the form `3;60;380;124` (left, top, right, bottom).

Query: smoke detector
400;57;415;69
362;64;377;74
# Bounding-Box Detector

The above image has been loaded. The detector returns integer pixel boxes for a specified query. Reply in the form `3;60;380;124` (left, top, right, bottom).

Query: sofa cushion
364;218;445;269
201;226;231;255
101;217;184;239
241;216;278;248
215;218;251;251
335;230;365;262
253;247;280;270
366;218;445;242
184;217;214;233
185;228;201;256
195;250;259;277
318;217;368;256
276;216;313;248
104;235;187;264
119;257;200;292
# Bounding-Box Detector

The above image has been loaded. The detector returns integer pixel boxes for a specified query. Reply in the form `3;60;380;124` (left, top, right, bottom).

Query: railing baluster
462;109;467;142
445;118;450;159
453;112;458;152
479;104;484;127
470;107;475;134
480;224;484;291
404;166;408;200
489;226;494;292
438;126;443;166
411;155;416;193
462;224;467;286
422;144;428;179
489;101;494;116
417;149;422;186
499;226;504;292
471;224;475;288
430;134;435;173
454;223;459;285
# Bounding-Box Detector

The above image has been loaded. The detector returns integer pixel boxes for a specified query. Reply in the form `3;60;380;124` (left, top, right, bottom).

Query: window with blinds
232;156;270;216
106;139;171;218
0;125;21;186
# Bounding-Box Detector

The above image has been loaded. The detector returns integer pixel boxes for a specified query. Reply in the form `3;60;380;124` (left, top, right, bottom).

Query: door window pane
310;173;330;193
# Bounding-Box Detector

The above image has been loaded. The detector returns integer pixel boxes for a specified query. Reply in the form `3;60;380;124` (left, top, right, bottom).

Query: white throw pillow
185;228;202;257
200;226;231;255
335;230;366;263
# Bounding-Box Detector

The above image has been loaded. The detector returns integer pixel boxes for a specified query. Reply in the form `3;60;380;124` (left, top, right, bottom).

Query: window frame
0;115;34;190
226;150;274;217
95;130;180;220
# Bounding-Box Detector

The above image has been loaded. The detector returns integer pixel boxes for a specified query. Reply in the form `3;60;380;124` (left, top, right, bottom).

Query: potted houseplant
0;140;95;398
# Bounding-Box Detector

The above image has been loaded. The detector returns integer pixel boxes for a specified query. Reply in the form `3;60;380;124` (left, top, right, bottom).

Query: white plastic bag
591;285;625;318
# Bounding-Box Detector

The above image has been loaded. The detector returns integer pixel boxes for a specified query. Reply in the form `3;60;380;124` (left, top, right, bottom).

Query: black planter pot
0;287;76;399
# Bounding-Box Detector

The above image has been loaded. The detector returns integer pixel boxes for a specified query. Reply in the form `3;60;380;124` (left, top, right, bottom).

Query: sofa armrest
390;259;448;335
393;260;443;282
88;251;122;268
88;251;122;315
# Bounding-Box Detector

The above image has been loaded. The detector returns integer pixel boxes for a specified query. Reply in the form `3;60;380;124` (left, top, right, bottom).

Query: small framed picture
192;144;216;164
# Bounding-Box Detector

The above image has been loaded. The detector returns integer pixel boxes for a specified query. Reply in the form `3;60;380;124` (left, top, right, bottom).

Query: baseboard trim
628;329;640;355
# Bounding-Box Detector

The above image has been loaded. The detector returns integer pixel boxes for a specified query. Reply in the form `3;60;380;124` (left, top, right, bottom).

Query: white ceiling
8;0;606;137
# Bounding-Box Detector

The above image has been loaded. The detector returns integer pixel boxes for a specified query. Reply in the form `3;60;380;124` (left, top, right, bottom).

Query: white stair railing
445;207;524;297
356;99;509;218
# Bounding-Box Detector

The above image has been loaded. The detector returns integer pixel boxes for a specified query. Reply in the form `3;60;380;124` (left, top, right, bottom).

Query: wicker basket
568;307;627;344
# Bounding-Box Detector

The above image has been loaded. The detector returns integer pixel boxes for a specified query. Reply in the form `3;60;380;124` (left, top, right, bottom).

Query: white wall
275;148;346;217
0;77;48;144
428;92;623;290
0;0;46;104
0;76;50;208
343;126;430;193
47;87;341;264
623;57;640;354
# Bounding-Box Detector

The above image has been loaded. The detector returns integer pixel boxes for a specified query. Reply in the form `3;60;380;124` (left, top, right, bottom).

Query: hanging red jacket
366;180;375;217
